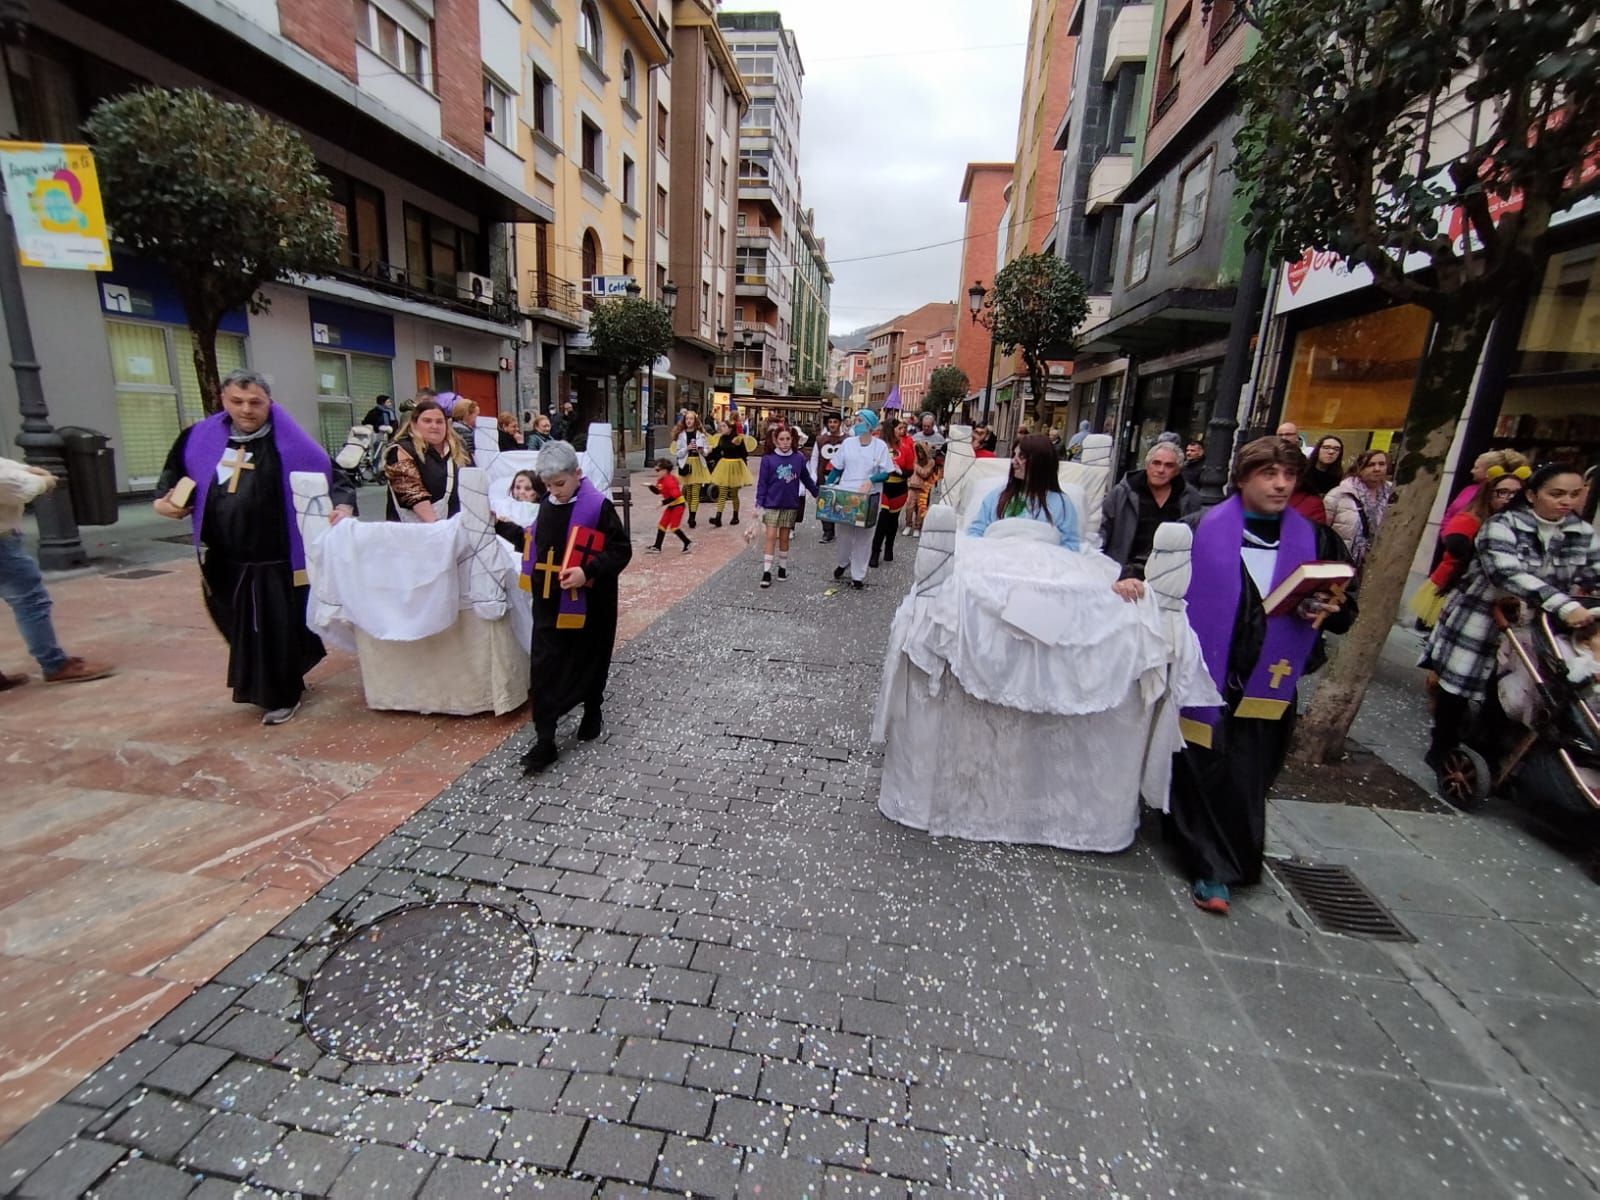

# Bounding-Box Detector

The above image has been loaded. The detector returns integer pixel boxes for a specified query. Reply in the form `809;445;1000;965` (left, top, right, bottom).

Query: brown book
1261;561;1356;617
168;476;196;509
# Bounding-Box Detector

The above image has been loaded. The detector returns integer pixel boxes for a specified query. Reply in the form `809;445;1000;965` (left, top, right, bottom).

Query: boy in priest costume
153;369;354;725
1172;436;1356;916
520;440;632;773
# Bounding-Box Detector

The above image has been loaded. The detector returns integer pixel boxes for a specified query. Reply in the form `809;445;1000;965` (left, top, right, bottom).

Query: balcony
1086;153;1132;214
321;259;522;328
523;271;584;326
1103;4;1152;79
735;271;783;302
737;226;779;248
734;318;781;339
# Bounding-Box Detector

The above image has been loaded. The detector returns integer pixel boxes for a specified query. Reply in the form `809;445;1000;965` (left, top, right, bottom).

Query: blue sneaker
1192;880;1230;916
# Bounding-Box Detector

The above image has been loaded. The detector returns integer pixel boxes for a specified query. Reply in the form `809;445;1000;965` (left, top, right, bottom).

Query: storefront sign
589;275;636;298
734;371;755;394
0;141;111;270
312;322;341;346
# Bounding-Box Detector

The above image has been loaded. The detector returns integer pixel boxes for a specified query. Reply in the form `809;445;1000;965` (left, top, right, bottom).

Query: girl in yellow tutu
672;411;712;529
1409;465;1526;627
707;418;758;527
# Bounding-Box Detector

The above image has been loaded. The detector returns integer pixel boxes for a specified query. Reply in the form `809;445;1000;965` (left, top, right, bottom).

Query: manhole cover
303;902;538;1062
105;568;171;580
1268;858;1416;942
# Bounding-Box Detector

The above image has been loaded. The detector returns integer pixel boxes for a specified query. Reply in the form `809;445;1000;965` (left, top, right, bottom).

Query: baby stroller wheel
1436;745;1492;812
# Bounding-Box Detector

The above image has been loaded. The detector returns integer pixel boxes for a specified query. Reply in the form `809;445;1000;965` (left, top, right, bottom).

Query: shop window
1281;304;1432;445
1171;149;1214;257
107;320;248;484
1128;202;1157;285
316;349;394;453
1515;242;1600;376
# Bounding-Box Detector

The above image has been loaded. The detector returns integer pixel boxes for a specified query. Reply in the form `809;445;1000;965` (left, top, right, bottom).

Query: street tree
84;87;342;415
982;253;1089;416
588;296;674;440
923;365;970;423
792;378;827;398
1234;0;1600;765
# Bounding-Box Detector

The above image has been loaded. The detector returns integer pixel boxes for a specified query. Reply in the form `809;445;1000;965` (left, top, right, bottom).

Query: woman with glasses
1408;466;1526;628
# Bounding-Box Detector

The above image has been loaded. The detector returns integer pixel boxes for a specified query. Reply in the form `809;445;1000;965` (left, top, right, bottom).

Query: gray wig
536;440;581;481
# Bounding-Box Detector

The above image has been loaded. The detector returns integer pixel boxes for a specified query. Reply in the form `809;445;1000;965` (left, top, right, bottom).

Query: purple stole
182;407;332;584
520;478;605;629
1181;496;1320;749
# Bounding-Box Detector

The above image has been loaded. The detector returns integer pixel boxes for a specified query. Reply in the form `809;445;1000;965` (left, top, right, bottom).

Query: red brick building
952;162;1013;415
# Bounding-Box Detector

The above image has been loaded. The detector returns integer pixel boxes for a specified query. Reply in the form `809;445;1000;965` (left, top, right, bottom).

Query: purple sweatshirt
755;449;818;511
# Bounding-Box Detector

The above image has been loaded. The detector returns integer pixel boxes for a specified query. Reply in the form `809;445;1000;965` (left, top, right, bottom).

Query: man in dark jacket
1101;442;1202;577
1181;439;1205;487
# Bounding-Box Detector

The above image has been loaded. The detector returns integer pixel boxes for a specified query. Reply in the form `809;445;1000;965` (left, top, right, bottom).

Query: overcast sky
719;0;1030;337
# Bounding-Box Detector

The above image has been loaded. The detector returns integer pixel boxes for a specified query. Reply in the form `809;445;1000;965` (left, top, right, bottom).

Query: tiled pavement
3;531;1597;1197
0;472;746;1142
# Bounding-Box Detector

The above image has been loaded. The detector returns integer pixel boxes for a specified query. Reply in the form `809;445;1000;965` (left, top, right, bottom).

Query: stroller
334;423;390;486
1435;598;1600;822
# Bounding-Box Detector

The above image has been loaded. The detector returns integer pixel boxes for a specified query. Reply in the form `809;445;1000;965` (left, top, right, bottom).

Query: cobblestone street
2;533;1597;1198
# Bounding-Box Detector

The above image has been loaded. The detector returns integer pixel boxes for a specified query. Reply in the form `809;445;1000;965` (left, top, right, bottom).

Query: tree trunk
191;316;223;415
1289;298;1501;765
1025;355;1047;431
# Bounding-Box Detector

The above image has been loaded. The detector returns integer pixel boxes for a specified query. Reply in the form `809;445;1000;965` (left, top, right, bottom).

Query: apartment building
867;302;957;411
896;323;956;413
790;206;832;389
0;0;552;488
990;0;1078;438
517;0;671;431
661;0;747;419
718;9;803;398
951;162;1013;418
1067;0;1253;470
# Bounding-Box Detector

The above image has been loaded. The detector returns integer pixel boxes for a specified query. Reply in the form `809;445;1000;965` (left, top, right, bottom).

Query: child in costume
751;425;818;587
519;441;632;774
828;409;895;589
870;418;916;568
905;440;936;538
493;469;543;554
708;420;757;527
672;411;712;528
646;458;693;554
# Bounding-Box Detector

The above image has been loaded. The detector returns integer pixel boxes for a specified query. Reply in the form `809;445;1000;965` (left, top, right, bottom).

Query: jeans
0;530;66;673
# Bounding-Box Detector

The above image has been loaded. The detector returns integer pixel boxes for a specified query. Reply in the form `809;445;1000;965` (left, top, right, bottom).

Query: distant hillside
828;325;876;353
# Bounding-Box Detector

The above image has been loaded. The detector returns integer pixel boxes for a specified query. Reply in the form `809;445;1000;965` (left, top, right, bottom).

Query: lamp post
0;5;85;569
967;279;1000;432
644;280;677;465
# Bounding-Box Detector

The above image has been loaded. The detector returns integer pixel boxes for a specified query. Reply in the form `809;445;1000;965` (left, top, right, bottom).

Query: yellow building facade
517;0;671;419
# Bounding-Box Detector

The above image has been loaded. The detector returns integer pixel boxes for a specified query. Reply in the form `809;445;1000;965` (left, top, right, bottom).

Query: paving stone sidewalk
3;532;1597;1198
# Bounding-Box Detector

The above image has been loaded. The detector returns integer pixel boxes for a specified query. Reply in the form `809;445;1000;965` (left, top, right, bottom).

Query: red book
1261;561;1356;617
563;524;606;579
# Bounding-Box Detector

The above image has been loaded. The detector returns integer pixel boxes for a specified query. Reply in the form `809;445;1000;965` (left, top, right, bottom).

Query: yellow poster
1370;429;1396;452
0;141;112;270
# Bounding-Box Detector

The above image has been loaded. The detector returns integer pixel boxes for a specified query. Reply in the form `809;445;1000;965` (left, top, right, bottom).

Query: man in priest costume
1171;436;1356;916
154;369;354;725
520;440;632;773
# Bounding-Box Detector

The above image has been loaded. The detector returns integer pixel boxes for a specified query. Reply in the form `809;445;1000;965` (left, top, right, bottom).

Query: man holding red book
519;441;632;773
1170;436;1356;915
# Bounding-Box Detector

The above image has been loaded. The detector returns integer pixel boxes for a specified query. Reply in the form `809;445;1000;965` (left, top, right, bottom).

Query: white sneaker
262;702;300;726
911;529;921;538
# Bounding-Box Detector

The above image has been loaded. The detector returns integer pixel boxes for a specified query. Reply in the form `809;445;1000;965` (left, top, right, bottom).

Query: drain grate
105;568;170;580
303;902;538;1063
1268;858;1416;942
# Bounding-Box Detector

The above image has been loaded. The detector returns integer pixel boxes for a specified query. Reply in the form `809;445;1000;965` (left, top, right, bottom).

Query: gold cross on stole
533;548;563;600
1268;658;1294;689
218;447;255;493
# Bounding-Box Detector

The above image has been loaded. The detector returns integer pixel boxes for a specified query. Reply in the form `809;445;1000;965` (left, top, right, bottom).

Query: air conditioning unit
457;272;495;305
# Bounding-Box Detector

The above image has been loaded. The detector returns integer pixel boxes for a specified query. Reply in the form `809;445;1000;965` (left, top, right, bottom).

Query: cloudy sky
719;0;1031;336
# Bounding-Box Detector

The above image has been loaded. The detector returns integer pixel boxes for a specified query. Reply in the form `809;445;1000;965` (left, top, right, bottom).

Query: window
621;50;637;107
483;75;513;145
1128;202;1157;285
621;254;633;279
404;203;479;294
657;102;668;154
578;1;602;62
737;212;747;229
703;210;712;244
530;68;553;138
580;117;602;177
108;321;249;481
705;135;714;180
353;0;430;89
742;102;774;135
1157;10;1190;110
316;350;395;453
621;155;636;207
324;169;387;274
1172;149;1214;256
656;186;668;234
701;282;711;323
719;161;728;199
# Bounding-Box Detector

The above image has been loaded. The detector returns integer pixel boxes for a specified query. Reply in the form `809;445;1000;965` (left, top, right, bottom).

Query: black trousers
871;508;900;560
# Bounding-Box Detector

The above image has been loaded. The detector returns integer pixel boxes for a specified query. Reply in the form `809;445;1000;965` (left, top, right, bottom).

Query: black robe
159;427;355;711
1168;520;1357;886
527;494;631;728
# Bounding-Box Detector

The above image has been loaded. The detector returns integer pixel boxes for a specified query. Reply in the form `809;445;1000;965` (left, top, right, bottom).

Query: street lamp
643;281;678;464
967;280;1000;431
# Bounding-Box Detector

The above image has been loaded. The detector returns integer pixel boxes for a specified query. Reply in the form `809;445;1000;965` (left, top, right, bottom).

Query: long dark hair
996;434;1062;517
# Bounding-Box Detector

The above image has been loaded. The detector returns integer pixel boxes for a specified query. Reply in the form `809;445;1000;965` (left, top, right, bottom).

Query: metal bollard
611;483;633;539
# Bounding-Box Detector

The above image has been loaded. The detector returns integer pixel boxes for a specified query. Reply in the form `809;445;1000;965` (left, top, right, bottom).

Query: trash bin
56;426;119;526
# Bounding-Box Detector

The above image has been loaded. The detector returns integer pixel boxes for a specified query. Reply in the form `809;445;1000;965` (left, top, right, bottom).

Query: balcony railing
525;272;582;320
324;260;519;325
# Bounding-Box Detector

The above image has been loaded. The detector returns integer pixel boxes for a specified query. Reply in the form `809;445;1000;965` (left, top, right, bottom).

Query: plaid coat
1421;507;1600;700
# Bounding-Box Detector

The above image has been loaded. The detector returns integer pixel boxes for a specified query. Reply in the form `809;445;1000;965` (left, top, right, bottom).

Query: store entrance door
453;367;500;417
